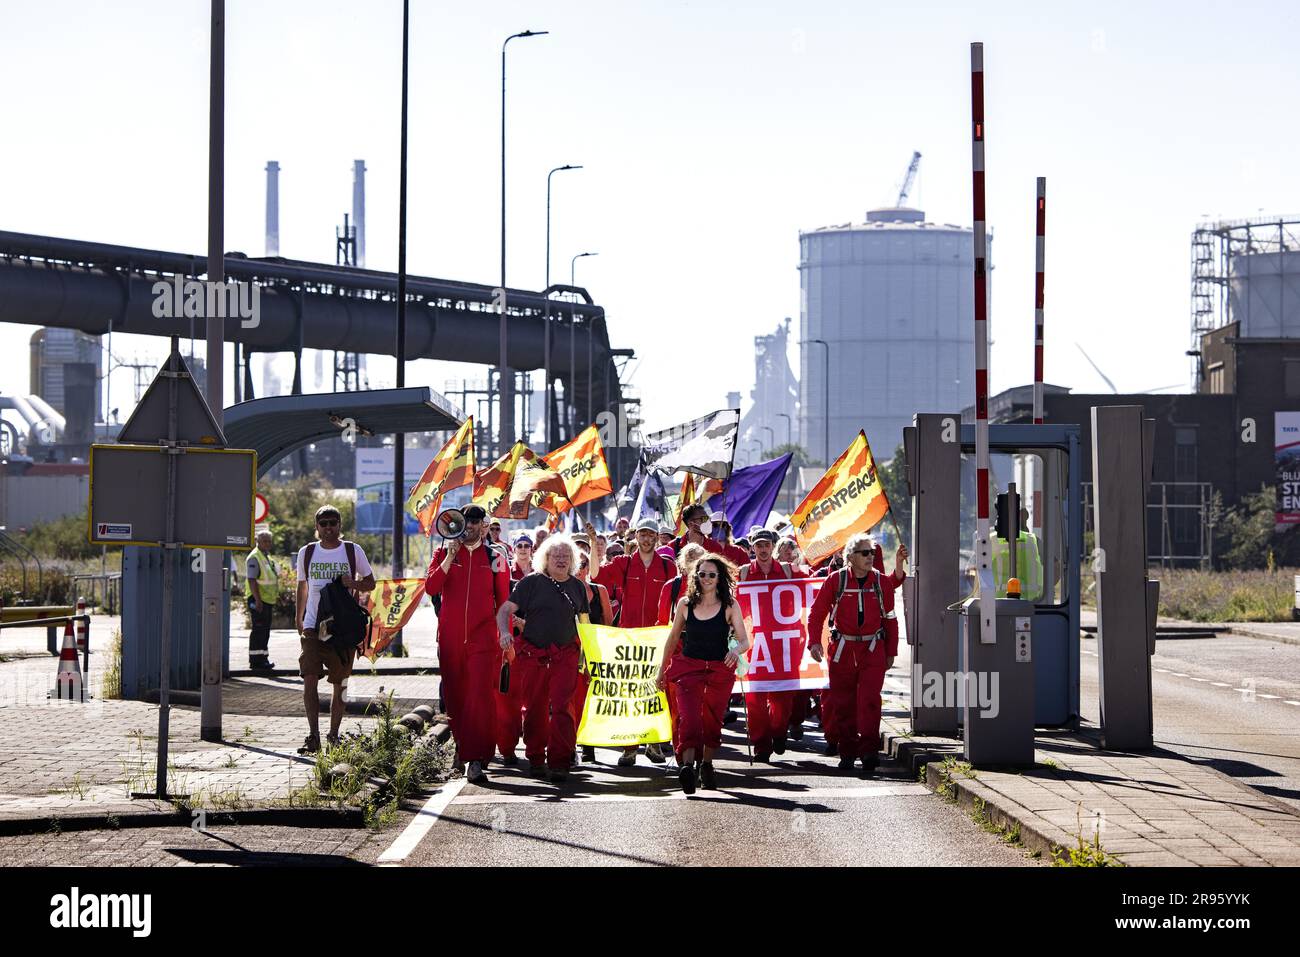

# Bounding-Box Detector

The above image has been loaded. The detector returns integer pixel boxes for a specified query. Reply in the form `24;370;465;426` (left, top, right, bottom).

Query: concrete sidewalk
1080;607;1300;647
881;714;1300;866
0;641;441;828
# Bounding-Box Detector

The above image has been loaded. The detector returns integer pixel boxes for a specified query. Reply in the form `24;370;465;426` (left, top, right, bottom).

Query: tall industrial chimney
352;160;366;268
265;160;280;257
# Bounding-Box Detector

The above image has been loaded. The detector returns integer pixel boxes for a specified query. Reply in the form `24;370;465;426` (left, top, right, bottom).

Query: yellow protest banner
791;430;891;567
576;622;673;747
359;577;425;660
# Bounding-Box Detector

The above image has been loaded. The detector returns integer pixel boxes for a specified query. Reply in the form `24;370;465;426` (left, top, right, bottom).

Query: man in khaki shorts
295;505;375;754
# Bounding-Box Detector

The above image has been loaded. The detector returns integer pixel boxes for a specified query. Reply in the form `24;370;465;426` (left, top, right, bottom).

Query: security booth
904;417;1083;733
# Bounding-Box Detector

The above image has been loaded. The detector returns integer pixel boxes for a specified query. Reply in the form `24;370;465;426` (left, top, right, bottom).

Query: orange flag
359;577;425;660
471;445;519;518
791;431;891;567
405;418;475;536
474;442;570;520
542;425;613;510
674;473;698;535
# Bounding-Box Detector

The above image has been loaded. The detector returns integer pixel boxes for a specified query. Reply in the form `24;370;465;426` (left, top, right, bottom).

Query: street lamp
801;337;830;464
544;164;581;447
572;252;598;427
499;28;548;456
776;412;792;448
761;425;775;455
390;0;412;654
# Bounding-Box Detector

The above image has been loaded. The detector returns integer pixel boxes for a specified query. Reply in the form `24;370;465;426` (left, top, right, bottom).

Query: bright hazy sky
2;0;1297;435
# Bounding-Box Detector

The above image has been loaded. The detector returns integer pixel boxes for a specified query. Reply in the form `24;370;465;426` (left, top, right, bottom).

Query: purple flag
720;453;793;536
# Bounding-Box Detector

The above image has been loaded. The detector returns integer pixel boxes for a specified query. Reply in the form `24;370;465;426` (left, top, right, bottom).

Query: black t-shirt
510;572;591;647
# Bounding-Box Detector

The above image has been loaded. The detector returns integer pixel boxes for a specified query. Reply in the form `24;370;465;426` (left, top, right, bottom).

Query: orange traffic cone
52;621;84;702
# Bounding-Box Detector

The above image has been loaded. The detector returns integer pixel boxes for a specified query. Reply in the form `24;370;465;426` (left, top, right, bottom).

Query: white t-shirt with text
295;541;374;629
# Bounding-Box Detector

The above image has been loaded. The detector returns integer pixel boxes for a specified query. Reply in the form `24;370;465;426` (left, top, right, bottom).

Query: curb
228;666;442;678
1224;625;1300;648
0;805;367;838
142;689;428;716
882;729;1064;862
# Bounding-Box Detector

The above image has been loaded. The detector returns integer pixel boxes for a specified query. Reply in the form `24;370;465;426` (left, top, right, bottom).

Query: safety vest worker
991;530;1042;601
245;531;279;670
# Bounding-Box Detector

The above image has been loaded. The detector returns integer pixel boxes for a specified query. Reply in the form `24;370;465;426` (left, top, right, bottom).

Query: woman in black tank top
656;556;750;794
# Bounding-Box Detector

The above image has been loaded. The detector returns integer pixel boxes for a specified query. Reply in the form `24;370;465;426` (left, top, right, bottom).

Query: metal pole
545;165;581;448
1033;177;1046;424
499;31;547;456
971;42;995;646
158;360;179;797
200;0;225;742
777;412;791;447
391;0;409;653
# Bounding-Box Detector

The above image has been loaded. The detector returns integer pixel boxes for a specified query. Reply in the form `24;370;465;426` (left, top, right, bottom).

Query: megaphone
435;508;467;540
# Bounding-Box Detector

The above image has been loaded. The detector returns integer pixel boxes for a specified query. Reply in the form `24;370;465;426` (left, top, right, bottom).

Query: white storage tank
798;207;985;462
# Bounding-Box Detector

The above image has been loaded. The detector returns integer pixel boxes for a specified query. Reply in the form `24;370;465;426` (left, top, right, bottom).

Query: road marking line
1258;694;1280;699
1189;677;1208;682
1286;701;1300;706
1211;682;1229;687
1154;668;1169;673
451;783;926;806
1170;673;1188;678
377;775;468;865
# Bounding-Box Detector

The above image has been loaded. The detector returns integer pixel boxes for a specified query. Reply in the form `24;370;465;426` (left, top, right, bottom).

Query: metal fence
1083;481;1214;569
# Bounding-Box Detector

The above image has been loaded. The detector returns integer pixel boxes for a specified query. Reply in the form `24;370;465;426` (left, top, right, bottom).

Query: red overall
657;575;690;754
812;546;883;749
666;655;734;754
568;581;612;732
594;550;676;628
514;638;581;770
425;541;512;764
495;563;529;760
740;559;796;754
807;561;903;760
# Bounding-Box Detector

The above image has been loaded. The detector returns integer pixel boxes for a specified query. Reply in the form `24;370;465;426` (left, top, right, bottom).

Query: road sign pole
156;364;180;799
201;0;225;740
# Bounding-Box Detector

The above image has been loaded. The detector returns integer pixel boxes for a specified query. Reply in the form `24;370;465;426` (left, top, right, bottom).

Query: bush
1214;485;1300;570
9;508;115;563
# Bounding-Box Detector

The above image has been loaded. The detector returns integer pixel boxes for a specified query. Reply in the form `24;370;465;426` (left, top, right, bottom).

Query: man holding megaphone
425;504;513;784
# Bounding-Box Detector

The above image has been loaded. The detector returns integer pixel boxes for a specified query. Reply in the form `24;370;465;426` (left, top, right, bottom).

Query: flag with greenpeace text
471;446;519;518
359;577;425;660
539;425;613;513
791;431;890;567
405;418;475;536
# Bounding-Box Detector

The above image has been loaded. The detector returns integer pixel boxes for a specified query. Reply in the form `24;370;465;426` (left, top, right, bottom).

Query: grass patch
930;757;976;802
49;772;90;800
100;629;123;700
1151;568;1295;622
1051;807;1123;867
308;693;454;828
971;796;1023;848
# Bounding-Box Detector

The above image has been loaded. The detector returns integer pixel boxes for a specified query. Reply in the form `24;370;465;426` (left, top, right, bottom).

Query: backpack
305;541;369;654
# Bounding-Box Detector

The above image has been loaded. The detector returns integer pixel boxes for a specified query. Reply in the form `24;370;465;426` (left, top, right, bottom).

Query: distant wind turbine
1075;342;1118;394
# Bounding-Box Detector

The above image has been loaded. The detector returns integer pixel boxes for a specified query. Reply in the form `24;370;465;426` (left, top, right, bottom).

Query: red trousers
439;634;499;764
826;637;887;759
496;674;525;758
818;689;839;745
789;691;813;728
669;656;735;754
744;690;794;750
514;639;581;769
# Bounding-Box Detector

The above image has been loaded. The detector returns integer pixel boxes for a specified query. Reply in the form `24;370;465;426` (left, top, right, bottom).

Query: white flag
641;409;740;480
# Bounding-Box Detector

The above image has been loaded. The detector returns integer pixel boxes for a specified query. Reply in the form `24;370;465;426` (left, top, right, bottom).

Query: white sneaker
466;760;487;783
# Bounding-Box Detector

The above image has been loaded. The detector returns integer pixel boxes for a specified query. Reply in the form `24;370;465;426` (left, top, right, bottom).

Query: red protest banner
734;577;828;693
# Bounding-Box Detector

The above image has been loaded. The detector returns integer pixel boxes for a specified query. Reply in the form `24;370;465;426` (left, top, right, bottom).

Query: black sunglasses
853;549;874;557
697;571;719;580
317;518;340;527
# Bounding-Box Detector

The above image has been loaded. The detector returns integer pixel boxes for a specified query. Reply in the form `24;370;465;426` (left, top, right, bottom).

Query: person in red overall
593;517;677;766
656;542;708;766
668;504;725;559
495;534;534;765
808;533;907;775
657;555;750;794
737;528;799;761
495;535;590;782
425;504;513;784
571;550;613;764
709;510;752;567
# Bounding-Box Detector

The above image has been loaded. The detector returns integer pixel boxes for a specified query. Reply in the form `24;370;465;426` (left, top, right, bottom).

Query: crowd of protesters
288;498;905;793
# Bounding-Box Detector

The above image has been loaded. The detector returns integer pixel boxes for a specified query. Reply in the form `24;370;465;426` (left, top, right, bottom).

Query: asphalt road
383;720;1036;868
1080;632;1300;812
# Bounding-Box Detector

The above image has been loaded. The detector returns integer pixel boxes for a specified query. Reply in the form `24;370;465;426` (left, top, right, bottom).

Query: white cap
709;510;728;523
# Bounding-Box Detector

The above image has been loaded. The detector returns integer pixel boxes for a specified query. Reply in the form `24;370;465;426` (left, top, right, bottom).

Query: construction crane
896;151;922;207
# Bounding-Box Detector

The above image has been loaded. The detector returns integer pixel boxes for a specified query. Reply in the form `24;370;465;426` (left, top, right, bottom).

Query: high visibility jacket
991;531;1043;601
245;548;280;602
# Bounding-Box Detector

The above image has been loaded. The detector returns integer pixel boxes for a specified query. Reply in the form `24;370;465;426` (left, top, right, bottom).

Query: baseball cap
634;518;659;533
709;510;728;524
752;529;779;544
462;504;487;522
513;534;533;547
